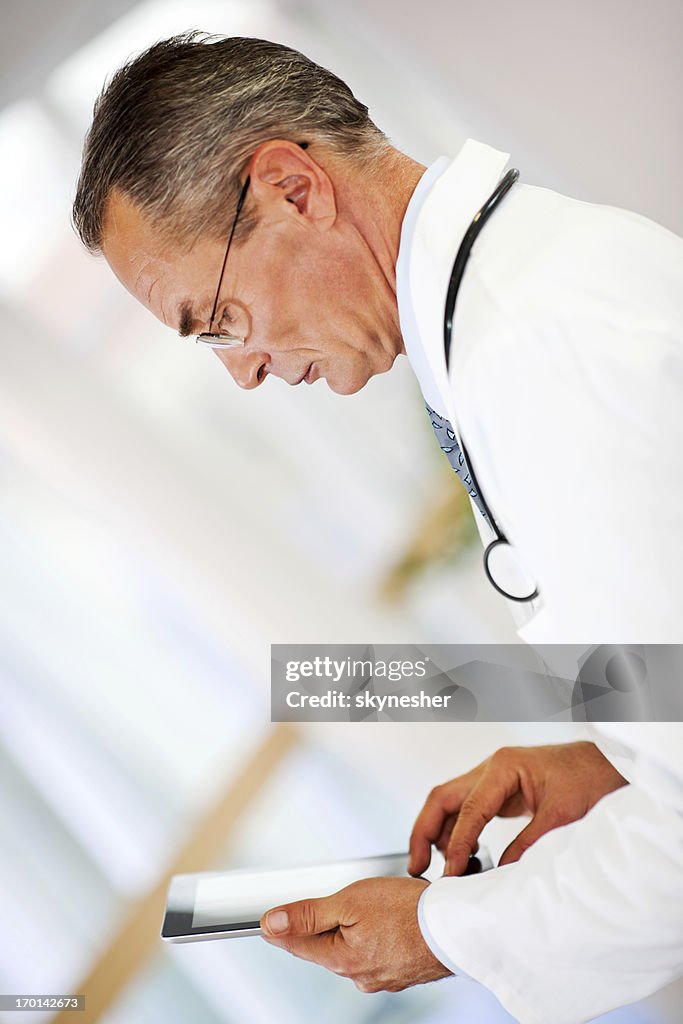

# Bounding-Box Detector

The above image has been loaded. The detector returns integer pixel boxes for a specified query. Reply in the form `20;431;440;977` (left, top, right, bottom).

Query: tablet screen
163;853;411;941
192;859;404;929
162;850;492;943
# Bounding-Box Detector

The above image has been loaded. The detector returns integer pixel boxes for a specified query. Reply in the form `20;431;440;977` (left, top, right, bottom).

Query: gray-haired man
73;32;683;1023
74;33;415;394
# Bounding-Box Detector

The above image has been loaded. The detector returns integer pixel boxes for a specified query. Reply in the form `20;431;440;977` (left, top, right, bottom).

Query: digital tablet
161;849;492;943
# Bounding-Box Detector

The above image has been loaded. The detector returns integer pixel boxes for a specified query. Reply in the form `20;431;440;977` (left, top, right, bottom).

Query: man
73;33;683;1022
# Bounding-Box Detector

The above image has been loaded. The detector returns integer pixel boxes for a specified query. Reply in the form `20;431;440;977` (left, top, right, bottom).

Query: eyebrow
178;302;194;337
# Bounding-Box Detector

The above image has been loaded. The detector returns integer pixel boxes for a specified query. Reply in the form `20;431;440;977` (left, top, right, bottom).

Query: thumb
498;813;554;866
261;893;341;938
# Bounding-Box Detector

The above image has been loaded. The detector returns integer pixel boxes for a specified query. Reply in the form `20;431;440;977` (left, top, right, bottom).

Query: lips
290;363;318;385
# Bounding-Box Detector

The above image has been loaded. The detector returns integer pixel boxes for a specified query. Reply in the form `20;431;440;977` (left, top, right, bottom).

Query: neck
335;147;427;359
333;145;427;291
360;148;427;295
371;148;427;290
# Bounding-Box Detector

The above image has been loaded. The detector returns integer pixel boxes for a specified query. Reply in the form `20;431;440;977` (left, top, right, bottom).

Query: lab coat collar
395;155;450;414
397;138;511;427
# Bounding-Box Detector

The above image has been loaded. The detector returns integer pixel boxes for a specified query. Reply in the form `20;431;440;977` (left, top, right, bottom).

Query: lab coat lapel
407;139;511;430
406;141;545;632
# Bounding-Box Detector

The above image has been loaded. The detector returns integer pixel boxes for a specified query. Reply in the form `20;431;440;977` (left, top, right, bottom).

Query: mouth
291;363;320;386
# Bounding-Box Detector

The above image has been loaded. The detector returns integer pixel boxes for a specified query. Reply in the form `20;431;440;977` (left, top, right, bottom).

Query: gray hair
72;32;389;253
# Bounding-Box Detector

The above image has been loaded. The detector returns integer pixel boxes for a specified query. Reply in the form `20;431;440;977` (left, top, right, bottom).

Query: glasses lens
195;333;244;350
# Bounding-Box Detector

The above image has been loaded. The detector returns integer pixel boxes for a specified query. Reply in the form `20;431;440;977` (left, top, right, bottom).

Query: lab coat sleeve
418;757;683;1024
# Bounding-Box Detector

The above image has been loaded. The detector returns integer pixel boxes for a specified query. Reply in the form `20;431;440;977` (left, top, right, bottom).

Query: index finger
444;770;517;875
409;777;472;876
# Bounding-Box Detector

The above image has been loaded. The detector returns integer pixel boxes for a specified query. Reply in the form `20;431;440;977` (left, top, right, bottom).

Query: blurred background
1;0;682;1021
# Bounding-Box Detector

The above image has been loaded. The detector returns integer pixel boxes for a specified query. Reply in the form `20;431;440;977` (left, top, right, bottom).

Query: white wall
303;0;683;234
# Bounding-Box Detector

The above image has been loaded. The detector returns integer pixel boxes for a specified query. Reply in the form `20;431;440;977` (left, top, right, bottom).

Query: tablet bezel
162;872;264;941
161;850;492;943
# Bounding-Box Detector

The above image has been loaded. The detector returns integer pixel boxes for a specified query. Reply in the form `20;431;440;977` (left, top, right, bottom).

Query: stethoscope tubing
444;168;520;371
443;167;539;603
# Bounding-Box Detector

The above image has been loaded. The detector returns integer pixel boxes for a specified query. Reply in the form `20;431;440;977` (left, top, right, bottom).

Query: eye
216;302;249;342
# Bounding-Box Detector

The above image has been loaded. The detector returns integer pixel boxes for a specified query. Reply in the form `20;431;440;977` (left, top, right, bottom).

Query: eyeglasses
194;143;308;350
194;174;251;350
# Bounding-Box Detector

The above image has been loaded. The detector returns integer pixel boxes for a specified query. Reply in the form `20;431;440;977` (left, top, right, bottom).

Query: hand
409;741;628;877
260;876;452;992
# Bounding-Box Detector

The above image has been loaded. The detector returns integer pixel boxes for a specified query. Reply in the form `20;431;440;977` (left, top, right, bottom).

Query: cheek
287;232;365;309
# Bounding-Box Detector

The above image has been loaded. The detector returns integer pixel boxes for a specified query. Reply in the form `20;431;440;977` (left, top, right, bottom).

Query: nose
216;347;269;389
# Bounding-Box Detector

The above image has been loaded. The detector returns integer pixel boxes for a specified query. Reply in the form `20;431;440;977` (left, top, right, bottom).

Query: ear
248;140;337;228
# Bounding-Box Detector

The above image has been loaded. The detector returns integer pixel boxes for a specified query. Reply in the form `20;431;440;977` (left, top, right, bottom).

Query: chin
328;374;370;396
327;339;401;394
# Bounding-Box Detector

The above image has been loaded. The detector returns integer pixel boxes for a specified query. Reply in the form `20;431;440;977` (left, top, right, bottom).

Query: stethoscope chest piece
484;536;539;603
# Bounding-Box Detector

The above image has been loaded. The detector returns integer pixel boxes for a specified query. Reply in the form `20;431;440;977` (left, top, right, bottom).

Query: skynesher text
286;690;451;711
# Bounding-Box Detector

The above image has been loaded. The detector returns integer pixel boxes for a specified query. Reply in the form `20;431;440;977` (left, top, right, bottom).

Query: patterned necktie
426;403;489;523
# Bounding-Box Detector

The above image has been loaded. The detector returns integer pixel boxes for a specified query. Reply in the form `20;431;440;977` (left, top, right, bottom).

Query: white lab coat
396;142;683;1021
418;724;683;1024
396;139;683;644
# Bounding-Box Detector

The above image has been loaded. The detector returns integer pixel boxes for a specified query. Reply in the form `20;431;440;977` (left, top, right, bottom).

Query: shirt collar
395;156;450;413
396;139;511;421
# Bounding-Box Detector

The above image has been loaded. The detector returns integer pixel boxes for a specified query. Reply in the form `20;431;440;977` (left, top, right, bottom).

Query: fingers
409;778;471;876
498;810;561;866
263;929;341;971
435;814;457;855
261;891;353;976
443;769;517;875
261;892;342;939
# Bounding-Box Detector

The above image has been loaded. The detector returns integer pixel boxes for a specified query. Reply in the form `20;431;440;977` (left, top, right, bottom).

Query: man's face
101;145;404;395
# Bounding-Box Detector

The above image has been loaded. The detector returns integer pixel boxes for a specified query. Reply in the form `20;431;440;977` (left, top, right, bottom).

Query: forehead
101;190;218;329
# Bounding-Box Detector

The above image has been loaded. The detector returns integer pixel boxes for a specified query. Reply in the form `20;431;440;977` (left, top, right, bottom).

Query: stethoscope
443;168;540;603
